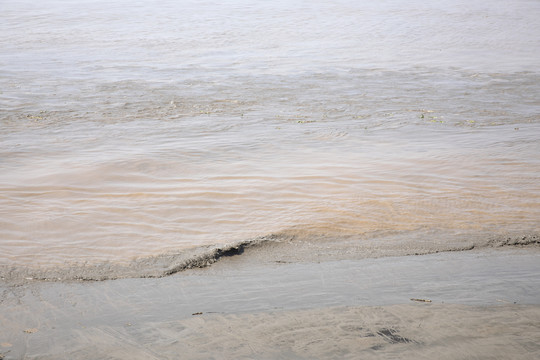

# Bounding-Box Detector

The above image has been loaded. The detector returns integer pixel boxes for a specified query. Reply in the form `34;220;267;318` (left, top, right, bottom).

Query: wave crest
1;233;538;285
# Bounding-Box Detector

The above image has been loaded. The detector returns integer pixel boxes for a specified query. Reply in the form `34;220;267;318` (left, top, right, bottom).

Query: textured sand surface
1;248;539;359
2;304;539;359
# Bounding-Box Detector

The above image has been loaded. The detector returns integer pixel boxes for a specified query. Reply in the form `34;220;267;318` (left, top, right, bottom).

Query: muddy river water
1;0;539;275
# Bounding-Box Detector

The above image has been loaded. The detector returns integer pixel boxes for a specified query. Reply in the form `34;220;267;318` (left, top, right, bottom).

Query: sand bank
3;304;539;360
1;247;540;359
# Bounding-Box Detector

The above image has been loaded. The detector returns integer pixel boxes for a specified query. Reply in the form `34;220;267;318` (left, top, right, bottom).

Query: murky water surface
1;0;539;267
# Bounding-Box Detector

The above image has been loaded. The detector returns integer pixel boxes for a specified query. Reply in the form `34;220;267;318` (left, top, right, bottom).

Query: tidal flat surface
1;248;540;359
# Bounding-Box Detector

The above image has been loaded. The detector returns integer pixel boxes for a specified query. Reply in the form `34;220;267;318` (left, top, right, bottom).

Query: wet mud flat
1;247;540;359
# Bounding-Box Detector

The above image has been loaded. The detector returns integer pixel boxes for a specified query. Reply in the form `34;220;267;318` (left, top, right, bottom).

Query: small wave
0;234;287;284
1;233;538;285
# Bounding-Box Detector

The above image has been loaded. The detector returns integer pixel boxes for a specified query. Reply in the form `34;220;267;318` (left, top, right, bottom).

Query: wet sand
1;247;539;359
3;304;539;360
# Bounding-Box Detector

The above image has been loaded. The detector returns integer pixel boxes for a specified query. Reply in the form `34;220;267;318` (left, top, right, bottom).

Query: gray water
1;0;540;269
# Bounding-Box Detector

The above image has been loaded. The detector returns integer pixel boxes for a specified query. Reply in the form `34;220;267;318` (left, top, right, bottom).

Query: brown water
1;0;540;270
